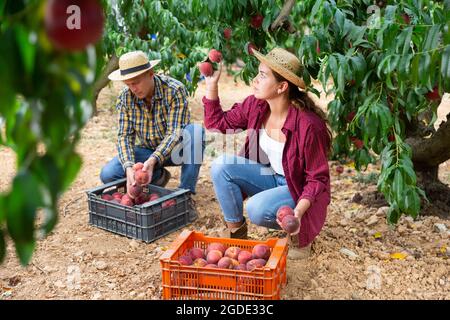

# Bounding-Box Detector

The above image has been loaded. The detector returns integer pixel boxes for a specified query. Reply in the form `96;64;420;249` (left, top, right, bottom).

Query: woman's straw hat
253;47;306;89
108;51;160;81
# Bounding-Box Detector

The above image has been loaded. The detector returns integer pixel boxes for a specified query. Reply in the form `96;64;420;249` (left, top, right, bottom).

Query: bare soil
0;73;449;300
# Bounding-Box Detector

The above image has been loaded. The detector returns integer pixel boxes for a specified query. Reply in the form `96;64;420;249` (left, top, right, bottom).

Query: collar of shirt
257;99;299;133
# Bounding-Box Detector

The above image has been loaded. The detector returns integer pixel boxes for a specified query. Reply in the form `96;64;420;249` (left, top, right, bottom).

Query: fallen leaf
390;252;407;260
373;232;382;239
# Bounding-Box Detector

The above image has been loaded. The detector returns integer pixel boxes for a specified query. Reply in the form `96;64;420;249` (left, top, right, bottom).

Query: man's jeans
210;154;296;229
100;124;205;193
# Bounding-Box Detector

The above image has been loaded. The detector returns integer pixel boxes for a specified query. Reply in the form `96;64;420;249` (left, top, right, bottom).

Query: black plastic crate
86;178;195;242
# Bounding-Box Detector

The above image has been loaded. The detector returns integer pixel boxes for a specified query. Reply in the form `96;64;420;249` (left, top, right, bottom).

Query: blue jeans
100;123;205;193
210;154;296;229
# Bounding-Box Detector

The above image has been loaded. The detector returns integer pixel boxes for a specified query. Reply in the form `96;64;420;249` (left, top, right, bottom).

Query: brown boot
221;218;248;239
287;233;312;260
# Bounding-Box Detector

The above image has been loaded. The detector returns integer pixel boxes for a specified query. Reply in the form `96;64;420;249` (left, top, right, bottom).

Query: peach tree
0;0;104;264
102;0;450;224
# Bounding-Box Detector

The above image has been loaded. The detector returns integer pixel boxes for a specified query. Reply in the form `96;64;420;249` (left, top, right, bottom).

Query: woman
203;48;331;259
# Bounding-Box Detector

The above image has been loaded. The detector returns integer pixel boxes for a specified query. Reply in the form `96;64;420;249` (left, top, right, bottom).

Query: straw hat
108;51;161;81
253;47;306;90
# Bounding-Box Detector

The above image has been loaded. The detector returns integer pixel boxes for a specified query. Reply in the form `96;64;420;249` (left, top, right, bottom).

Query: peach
235;264;247;271
281;215;300;234
111;198;121;204
120;195;134;207
252;244;271;260
149;193;159;201
133;162;144;171
230;258;240;268
245;42;257;55
237;250;253;265
208;49;222;63
206;242;227;255
134;193;149;205
199;62;213;77
217;257;233;269
128;184;143;198
206;249;223;265
223;28;232;40
224;246;241;260
162;199;176;208
178;255;193;266
276;206;294;222
112;192;123;200
189;248;205;260
250;14;264;29
246;259;266;271
205;264;218;268
101;194;113;201
192;258;207;267
134;169;150;185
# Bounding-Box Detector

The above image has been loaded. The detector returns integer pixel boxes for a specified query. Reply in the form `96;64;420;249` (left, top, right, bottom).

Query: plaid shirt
116;74;190;169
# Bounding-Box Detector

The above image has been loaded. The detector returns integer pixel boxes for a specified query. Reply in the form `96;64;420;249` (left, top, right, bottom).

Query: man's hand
142;156;158;185
126;167;136;198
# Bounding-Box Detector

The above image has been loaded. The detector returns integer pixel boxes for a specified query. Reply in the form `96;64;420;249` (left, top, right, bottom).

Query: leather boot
287;233;312;260
221;217;248;239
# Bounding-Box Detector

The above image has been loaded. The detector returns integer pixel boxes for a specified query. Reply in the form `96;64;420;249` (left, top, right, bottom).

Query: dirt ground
0;72;449;300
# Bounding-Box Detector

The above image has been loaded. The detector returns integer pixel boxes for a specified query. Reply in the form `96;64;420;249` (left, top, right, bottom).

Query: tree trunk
406;112;450;217
92;54;119;115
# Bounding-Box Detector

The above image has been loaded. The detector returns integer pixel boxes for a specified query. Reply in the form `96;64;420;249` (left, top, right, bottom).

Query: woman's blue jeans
210;154;296;229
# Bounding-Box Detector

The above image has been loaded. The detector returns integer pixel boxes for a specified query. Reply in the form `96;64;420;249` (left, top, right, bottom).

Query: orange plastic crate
159;230;288;300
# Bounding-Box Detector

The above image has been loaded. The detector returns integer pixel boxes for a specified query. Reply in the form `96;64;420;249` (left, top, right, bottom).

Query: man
100;50;205;196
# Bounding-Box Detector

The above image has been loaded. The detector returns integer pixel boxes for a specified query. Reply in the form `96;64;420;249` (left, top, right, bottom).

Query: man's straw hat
108;51;160;81
253;47;306;90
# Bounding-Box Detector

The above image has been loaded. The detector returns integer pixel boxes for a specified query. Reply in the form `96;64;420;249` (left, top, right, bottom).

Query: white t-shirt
260;126;285;176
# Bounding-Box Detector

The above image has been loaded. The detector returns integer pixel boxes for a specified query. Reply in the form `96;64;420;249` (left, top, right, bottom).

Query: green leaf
393;169;404;199
0;228;5;264
15;241;36;266
441;45;450;92
422;25;441;51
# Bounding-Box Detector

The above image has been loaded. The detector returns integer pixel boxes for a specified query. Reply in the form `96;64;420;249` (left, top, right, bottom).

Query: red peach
246;259;267;271
112;192;123;200
206;242;227;255
205;264;218;268
149;193;160;201
235;264;247;271
217;257;233;269
208;49;222;63
250;14;264;29
101;194;113;201
252;244;271;260
206;250;223;265
134;193;149;205
199;62;213;77
128;184;143;198
223;28;232;40
224;247;241;260
192;258;207;267
162;199;176;208
134;169;150;185
336;165;344;175
276;206;294;222
282;215;300;234
133;162;144;171
120;195;134;207
178;255;193;266
237;250;253;265
245;42;257;55
189;247;205;260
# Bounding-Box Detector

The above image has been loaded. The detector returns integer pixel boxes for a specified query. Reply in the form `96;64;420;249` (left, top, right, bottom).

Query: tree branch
407;112;450;168
270;0;296;31
92;54;119;115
